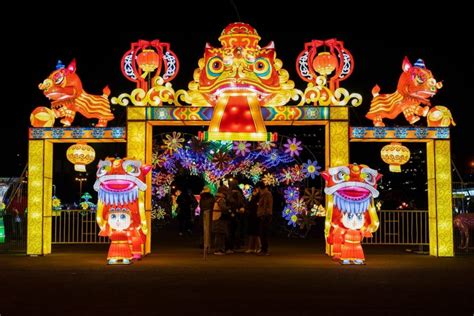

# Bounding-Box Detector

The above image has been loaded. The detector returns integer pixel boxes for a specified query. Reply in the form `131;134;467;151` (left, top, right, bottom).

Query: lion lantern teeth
333;193;370;215
98;188;139;207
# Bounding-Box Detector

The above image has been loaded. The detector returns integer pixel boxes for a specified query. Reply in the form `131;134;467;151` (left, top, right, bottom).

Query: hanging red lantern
313;52;338;76
137;49;160;78
380;142;410;172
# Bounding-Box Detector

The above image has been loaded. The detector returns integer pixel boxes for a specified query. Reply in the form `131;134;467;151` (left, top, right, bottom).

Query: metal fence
363;210;429;245
50;209;429;245
52;210;108;244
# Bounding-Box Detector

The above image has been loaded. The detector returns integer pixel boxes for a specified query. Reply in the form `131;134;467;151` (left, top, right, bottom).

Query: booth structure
27;23;453;257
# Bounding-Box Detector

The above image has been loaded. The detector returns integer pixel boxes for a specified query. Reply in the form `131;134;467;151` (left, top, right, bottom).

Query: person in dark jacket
257;182;273;255
228;180;246;251
212;186;230;255
176;188;197;236
199;186;215;254
245;187;261;253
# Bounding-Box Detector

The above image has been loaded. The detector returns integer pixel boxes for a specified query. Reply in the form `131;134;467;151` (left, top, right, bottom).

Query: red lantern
313;52;338;76
137;49;160;77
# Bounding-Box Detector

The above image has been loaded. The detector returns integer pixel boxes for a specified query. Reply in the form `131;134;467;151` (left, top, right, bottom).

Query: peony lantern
137;49;160;78
66;143;96;172
380;142;410;172
313;52;338;76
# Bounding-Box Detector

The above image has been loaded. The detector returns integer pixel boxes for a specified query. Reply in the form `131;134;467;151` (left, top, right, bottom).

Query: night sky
3;2;473;181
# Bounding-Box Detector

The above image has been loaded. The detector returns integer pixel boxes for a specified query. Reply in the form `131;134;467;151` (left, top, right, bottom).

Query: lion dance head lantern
321;164;382;264
94;158;151;264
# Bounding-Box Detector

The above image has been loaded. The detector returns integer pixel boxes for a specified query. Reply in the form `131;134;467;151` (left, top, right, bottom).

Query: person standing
199;186;215;256
176;188;196;236
212;186;230;255
228;180;245;251
257;182;273;255
245;187;260;253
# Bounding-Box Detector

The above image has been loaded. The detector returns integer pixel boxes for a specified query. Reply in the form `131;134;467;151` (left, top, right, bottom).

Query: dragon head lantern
180;22;298;141
35;60;114;127
321;164;382;264
366;57;451;127
94;158;151;261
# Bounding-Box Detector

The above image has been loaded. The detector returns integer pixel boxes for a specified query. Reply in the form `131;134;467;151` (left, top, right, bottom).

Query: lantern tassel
389;164;401;172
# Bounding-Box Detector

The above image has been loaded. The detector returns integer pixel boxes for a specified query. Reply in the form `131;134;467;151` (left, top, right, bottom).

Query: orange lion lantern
366;57;445;127
34;60;114;127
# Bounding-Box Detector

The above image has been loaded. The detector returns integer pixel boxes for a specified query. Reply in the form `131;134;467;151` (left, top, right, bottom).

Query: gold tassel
367;199;379;233
139;190;148;235
96;199;105;231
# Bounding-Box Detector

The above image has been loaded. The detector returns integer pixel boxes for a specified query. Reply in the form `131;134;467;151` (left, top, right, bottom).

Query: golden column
27;140;53;255
326;107;350;167
426;140;454;256
127;108;153;254
324;107;349;255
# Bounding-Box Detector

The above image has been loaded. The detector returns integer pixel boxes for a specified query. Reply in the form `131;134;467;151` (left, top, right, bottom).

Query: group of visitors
199;180;273;256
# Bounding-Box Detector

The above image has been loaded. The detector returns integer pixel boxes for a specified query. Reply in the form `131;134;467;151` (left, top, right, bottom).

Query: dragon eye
122;160;141;177
97;160;112;177
254;57;271;79
206;57;224;78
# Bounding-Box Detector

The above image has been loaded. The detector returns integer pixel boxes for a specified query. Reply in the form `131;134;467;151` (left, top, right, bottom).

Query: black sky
3;1;473;178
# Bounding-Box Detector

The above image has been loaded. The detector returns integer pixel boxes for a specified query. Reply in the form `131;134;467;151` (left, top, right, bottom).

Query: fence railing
52;210;108;244
51;209;429;245
363;210;429;245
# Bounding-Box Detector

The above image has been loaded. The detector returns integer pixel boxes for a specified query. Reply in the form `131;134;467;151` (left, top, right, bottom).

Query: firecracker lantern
137;49;160;78
313;52;338;76
66;143;96;172
380;142;410;172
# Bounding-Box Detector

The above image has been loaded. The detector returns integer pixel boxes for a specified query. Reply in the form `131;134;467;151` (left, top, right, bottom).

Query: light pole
75;175;87;201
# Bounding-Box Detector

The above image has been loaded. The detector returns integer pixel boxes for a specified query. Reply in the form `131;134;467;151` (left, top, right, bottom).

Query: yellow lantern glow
380;142;410;172
66;143;96;172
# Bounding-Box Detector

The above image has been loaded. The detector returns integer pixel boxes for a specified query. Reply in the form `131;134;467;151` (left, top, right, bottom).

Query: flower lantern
137;49;160;78
380;142;410;172
313;52;338;76
66;143;96;172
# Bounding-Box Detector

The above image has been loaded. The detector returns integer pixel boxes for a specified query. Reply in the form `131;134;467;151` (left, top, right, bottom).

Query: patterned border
350;127;450;140
146;106;329;121
29;127;127;140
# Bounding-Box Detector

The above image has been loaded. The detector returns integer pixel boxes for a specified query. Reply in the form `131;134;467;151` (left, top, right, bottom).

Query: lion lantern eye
335;171;346;182
97;160;112;177
328;166;349;184
53;72;64;85
122;160;141;177
361;167;378;186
